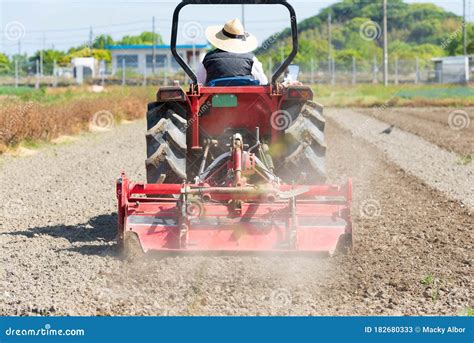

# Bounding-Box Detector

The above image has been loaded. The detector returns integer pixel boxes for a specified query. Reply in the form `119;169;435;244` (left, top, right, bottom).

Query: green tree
61;47;111;63
0;53;10;74
29;49;66;74
256;0;465;63
9;54;30;75
445;24;474;55
118;31;163;45
93;34;114;49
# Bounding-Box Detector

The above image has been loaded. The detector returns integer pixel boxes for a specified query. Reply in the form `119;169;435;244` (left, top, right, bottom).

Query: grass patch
456;155;473;165
0;86;38;97
420;274;435;286
311;84;474;107
21;139;44;150
397;87;474;99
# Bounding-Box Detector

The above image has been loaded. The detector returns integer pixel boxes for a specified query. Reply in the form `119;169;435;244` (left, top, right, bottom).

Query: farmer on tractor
117;0;352;257
196;18;268;86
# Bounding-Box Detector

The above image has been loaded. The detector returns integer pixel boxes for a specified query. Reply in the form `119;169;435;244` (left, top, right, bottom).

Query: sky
0;0;472;55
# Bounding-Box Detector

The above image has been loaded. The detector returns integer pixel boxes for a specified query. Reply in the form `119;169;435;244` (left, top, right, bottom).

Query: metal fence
0;56;472;87
0;60;190;88
289;57;451;85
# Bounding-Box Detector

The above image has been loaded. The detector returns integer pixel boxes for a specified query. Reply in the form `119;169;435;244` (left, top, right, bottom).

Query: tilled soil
352;107;473;156
328;108;474;210
0;109;472;316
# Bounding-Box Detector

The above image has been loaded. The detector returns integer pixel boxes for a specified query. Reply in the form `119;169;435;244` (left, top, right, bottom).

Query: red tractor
117;0;352;257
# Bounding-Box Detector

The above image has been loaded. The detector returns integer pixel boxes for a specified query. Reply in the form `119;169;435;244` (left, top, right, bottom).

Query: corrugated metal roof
431;55;470;62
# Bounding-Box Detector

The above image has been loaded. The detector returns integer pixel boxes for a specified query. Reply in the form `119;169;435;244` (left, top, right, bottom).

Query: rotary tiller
116;0;352;256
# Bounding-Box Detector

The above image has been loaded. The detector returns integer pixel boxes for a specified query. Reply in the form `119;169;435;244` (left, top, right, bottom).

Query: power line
0;17;298;36
5;27;155;44
0;19;153;34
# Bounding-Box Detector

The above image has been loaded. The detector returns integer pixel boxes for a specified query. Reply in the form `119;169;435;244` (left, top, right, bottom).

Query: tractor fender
156;86;187;103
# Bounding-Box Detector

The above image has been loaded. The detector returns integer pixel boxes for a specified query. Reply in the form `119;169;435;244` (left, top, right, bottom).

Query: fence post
352;56;356;85
310;58;315;85
53;60;58;87
372;55;378;84
395;57;399;85
15;59;19;88
164;55;169;86
415;57;419;84
327;56;331;84
101;61;105;86
268;56;273;82
35;59;40;89
40;48;43;77
122;59;126;86
280;43;284;63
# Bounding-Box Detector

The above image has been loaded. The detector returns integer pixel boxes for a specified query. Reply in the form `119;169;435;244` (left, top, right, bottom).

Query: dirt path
0;110;472;316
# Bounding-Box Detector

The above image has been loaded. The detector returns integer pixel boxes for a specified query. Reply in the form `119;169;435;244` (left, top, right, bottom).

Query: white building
109;44;209;74
431;55;472;84
71;57;100;84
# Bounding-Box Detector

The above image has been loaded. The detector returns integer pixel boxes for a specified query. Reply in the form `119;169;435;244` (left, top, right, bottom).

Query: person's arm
251;57;268;85
196;62;207;84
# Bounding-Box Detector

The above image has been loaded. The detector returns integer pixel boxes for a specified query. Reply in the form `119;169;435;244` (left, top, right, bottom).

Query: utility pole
462;0;467;55
373;55;378;83
241;5;245;27
16;41;21;87
15;59;19;88
89;26;93;52
328;12;332;84
383;0;388;86
40;33;45;77
328;12;332;59
35;59;40;89
152;16;156;75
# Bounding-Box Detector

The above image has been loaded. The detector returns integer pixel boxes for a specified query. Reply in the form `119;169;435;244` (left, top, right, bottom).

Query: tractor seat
207;76;260;87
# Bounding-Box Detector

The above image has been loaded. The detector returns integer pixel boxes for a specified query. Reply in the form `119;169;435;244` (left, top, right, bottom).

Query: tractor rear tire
145;102;188;184
275;100;326;184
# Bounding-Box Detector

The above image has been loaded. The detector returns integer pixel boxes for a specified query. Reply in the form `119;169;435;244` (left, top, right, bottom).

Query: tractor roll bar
171;0;298;87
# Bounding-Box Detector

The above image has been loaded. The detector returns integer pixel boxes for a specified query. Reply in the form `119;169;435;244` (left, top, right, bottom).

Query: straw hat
205;18;258;54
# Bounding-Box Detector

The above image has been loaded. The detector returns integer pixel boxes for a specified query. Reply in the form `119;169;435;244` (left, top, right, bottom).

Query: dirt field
355;107;473;156
0;107;472;316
